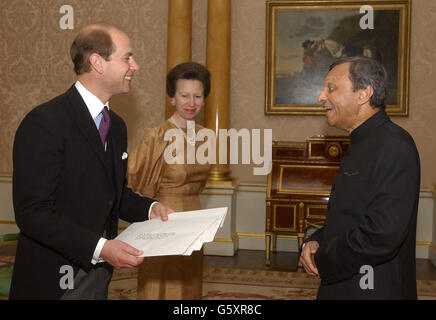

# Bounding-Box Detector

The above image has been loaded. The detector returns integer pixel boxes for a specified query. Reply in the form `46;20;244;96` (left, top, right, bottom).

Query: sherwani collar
350;109;390;144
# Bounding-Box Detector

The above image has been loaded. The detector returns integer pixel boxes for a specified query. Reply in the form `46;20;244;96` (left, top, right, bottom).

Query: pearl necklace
169;116;196;146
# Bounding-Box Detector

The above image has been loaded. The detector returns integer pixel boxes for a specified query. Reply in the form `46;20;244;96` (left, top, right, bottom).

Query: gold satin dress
127;120;211;300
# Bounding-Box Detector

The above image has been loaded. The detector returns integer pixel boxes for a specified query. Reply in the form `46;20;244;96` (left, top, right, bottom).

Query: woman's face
171;79;205;121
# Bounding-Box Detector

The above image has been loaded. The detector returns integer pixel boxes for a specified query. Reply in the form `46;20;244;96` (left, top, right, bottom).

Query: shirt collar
350;109;390;144
75;80;110;120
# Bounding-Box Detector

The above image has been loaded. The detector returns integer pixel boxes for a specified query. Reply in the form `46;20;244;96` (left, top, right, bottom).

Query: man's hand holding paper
115;207;228;258
100;202;175;269
149;202;175;221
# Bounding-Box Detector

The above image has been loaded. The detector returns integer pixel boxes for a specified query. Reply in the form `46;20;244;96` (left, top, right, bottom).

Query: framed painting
265;0;411;115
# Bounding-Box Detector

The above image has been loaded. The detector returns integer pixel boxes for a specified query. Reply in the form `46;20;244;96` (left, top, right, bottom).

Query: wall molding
0;220;16;225
0;176;12;183
0;177;433;194
416;241;436;249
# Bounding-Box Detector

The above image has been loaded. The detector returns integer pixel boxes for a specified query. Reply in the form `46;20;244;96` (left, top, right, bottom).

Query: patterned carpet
2;247;436;300
108;266;436;300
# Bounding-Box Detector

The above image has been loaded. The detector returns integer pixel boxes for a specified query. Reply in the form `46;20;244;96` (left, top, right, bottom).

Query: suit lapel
109;113;124;200
66;85;112;183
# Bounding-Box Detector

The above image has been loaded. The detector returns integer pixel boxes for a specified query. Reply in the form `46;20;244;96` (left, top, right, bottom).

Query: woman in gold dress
127;62;211;300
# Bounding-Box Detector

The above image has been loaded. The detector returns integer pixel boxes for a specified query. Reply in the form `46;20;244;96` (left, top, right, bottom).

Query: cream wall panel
233;183;300;253
0;177;19;235
0;177;14;221
430;249;436;267
0;224;19;235
415;246;429;260
416;193;434;244
200;186;237;256
238;235;298;253
235;184;266;235
432;189;436;266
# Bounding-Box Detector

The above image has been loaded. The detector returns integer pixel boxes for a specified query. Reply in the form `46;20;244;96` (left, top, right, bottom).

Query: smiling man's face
102;29;139;98
317;62;361;133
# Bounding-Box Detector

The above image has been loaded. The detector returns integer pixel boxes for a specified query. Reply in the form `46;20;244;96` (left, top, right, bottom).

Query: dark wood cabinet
265;136;349;265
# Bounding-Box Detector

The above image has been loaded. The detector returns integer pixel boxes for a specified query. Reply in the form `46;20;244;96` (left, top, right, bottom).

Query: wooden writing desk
265;136;349;265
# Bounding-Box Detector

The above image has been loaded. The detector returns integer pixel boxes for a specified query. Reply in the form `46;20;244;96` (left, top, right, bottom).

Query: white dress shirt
74;81;156;265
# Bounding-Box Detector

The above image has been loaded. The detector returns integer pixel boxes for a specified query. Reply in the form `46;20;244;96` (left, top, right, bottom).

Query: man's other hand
150;202;175;221
299;241;320;277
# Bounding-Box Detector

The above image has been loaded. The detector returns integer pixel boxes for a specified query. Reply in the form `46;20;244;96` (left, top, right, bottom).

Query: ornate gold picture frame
265;0;411;116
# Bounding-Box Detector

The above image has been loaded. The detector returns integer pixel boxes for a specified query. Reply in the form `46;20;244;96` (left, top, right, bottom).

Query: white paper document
115;207;228;257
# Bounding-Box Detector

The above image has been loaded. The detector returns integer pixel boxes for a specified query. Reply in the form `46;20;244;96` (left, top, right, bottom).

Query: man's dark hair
70;25;114;75
329;55;388;109
166;62;211;98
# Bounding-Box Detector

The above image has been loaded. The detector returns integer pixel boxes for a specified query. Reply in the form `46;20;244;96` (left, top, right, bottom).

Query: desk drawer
305;204;327;229
272;203;298;232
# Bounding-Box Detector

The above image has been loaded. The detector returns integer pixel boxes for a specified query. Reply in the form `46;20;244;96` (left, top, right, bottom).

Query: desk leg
297;233;304;269
297;233;304;250
265;233;271;266
272;232;277;252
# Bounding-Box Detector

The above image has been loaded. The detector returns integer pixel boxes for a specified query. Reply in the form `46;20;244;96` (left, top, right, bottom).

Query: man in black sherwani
300;56;420;299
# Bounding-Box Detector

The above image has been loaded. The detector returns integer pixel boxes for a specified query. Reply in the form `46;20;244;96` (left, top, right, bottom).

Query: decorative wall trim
237;233;434;247
201;192;234;196
0;176;12;183
213;233;238;243
420;242;436;251
204;184;236;190
236;189;267;193
0;176;433;193
238;183;267;187
416;241;436;248
0;220;16;225
237;232;265;239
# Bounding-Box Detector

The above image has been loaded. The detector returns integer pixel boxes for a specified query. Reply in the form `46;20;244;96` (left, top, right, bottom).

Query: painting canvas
265;0;411;115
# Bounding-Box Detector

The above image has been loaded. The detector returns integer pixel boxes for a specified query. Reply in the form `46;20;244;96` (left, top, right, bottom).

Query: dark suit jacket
307;110;420;299
10;85;154;299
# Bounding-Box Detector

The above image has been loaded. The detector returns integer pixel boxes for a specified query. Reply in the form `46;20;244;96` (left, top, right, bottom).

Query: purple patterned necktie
99;107;111;147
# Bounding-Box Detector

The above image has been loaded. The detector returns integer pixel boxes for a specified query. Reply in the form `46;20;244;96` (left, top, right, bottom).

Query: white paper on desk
115;207;227;257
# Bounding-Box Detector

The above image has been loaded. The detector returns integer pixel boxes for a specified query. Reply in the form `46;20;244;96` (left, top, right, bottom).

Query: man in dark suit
299;56;420;299
10;23;173;299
